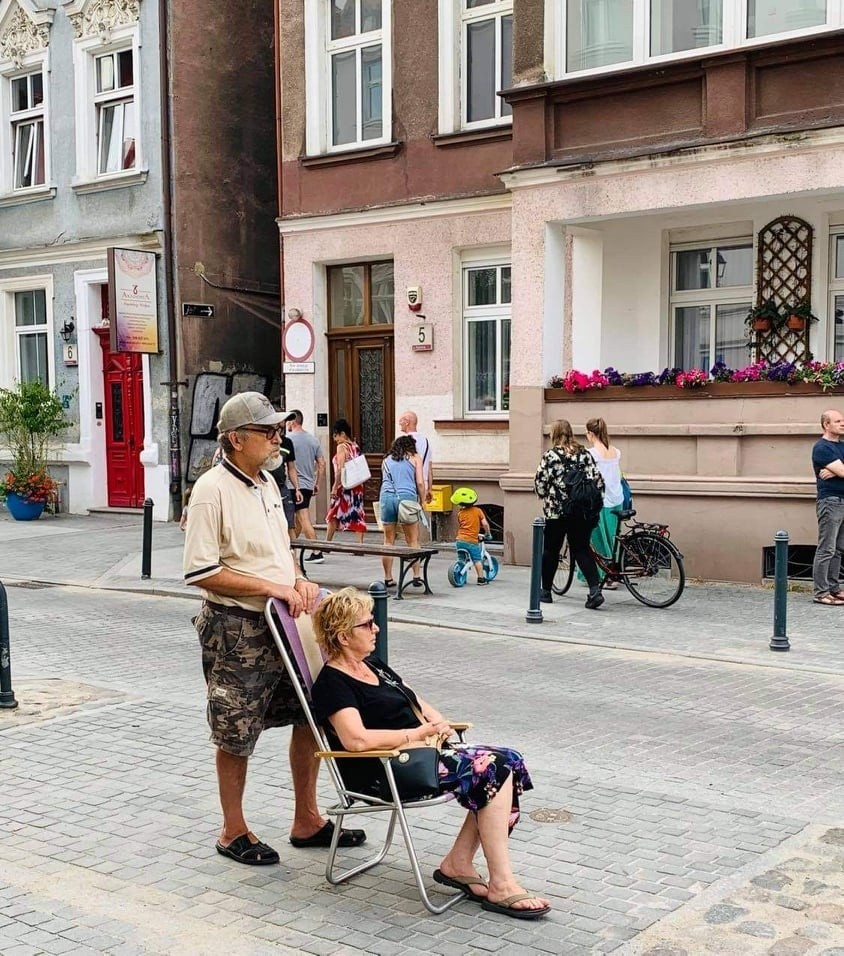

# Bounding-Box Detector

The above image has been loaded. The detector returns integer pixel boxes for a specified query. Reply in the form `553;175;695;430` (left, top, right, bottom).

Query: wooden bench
289;537;439;600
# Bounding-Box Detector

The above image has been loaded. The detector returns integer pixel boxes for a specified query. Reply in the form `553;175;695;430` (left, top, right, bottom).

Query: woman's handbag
397;499;423;524
384;742;443;800
341;451;371;489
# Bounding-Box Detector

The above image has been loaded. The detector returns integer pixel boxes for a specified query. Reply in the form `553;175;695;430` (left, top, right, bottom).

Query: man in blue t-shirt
811;409;844;604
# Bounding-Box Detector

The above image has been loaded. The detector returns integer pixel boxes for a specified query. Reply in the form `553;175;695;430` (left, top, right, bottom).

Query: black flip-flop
433;868;488;903
411;577;424;588
215;833;279;865
384;579;397;588
289;820;366;848
481;893;550;920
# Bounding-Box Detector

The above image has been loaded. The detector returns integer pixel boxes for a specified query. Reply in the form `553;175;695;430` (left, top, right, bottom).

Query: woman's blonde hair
312;587;373;658
550;419;581;455
585;417;609;447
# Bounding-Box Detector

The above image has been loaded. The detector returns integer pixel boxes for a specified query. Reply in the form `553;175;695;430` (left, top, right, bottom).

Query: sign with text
411;323;433;352
182;302;215;318
283;361;315;374
107;247;160;353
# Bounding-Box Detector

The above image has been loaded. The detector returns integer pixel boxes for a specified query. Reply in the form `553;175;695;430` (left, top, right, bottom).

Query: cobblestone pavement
0;575;842;955
0;513;841;676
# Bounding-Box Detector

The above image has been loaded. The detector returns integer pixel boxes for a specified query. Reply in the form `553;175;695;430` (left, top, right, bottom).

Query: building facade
0;0;280;520
279;0;844;581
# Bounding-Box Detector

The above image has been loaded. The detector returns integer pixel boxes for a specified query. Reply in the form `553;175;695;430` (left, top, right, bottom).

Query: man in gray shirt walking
286;410;326;562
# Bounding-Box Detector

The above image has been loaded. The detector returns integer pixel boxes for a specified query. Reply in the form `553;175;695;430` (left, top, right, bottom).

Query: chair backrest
264;594;349;800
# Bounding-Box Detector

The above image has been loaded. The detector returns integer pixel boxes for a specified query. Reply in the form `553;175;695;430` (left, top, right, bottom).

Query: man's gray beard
262;452;282;471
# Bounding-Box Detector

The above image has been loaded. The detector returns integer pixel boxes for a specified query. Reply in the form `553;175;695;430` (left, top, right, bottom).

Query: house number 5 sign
412;323;433;353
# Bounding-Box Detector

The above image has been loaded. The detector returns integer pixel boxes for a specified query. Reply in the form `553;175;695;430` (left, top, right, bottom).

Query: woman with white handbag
378;435;426;588
325;418;368;544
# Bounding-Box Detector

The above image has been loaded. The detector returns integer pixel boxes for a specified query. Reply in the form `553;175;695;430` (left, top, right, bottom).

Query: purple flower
603;367;624;386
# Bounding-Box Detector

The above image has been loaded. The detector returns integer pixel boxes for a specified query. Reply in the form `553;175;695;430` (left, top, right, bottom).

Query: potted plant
0;381;69;521
745;299;781;333
785;300;817;332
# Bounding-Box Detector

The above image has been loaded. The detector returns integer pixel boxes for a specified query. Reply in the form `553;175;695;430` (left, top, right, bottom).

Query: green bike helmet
450;486;478;506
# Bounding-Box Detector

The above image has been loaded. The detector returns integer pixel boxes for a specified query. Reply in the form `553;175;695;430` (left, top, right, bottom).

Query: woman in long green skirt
577;417;624;588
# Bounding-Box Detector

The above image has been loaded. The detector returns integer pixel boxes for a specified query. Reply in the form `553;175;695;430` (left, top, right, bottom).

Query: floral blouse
534;445;605;520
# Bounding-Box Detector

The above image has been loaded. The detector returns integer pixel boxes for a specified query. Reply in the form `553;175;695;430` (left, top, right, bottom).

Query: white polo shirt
183;457;297;612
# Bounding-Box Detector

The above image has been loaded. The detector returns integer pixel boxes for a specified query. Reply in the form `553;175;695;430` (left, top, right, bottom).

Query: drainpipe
274;0;286;411
158;0;183;519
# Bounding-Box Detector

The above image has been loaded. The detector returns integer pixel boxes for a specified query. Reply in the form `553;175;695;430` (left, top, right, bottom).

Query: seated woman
311;588;550;920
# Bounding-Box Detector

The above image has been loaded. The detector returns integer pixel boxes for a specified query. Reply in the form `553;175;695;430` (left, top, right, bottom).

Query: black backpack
557;452;603;525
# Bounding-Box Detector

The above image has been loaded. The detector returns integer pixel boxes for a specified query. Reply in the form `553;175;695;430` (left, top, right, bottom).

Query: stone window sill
72;169;149;195
0;186;56;207
300;142;402;167
434;418;510;431
431;126;513;149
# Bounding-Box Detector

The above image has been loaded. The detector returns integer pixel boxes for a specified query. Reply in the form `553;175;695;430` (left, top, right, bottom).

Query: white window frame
304;0;393;156
546;0;844;80
72;22;143;188
438;0;513;134
0;58;51;200
461;251;511;416
668;239;754;371
0;274;55;389
829;229;844;361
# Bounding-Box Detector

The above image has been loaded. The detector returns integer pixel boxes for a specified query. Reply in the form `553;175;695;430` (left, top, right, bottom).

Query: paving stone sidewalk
1;579;843;954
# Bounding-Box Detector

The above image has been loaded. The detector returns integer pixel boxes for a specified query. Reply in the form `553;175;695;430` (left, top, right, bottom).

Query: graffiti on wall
186;371;271;482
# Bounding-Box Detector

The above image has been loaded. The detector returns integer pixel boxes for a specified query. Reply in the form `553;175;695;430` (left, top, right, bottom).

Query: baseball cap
217;392;287;433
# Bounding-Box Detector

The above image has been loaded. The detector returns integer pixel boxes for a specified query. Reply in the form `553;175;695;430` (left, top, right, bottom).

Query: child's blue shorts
454;540;482;562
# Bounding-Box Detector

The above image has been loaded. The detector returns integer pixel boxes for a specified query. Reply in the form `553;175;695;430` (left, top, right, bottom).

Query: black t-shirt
271;437;295;497
311;657;422;793
812;438;844;499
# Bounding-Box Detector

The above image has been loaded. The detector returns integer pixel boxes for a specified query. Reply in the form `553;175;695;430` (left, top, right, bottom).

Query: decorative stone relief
0;5;50;67
67;0;140;43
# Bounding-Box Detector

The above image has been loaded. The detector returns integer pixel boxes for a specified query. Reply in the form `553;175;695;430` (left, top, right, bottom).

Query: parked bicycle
448;534;500;587
552;509;685;608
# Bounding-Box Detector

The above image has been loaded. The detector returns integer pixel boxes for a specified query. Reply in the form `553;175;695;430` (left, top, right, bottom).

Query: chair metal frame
265;596;469;914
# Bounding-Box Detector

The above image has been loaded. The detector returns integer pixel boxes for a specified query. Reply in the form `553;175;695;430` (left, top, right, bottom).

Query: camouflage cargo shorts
195;603;305;757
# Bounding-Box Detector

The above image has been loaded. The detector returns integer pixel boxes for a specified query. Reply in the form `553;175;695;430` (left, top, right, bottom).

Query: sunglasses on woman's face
352;617;376;632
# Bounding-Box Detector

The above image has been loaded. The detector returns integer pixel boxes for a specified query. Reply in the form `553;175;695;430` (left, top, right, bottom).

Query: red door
95;328;145;507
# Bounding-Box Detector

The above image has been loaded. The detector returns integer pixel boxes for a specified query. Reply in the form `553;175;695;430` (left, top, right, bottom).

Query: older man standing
399;409;433;503
184;392;364;864
812;408;844;605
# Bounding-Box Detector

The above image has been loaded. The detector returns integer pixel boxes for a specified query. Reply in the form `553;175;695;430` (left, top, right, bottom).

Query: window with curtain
464;263;511;412
670;243;753;371
561;0;841;75
832;234;844;361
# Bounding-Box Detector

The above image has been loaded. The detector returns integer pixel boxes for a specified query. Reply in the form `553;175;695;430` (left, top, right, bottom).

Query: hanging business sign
107;247;160;353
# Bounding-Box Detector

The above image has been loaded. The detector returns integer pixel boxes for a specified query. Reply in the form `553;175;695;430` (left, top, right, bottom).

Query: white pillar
570;227;604;371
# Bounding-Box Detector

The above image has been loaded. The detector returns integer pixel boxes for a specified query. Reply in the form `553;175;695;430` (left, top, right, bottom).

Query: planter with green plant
0;381;70;521
785;300;818;332
745;299;781;333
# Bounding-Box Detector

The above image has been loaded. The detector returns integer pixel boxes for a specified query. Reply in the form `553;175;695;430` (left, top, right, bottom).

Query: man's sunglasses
240;425;283;439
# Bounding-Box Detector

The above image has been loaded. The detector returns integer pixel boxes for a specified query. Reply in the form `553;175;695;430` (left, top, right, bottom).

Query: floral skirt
437;743;532;832
326;486;367;533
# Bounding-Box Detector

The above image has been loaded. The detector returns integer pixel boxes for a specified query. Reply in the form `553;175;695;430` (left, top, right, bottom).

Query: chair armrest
448;722;472;731
315;749;401;759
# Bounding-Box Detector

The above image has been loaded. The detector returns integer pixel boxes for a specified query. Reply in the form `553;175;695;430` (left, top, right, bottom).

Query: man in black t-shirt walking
811;409;844;605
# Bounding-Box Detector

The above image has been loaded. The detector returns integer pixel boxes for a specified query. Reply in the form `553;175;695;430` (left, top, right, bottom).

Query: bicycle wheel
620;533;685;608
551;538;574;595
447;562;468;588
484;554;500;581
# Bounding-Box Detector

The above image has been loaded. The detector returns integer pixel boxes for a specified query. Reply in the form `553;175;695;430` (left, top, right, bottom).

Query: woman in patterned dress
311;588;550;921
325;418;367;543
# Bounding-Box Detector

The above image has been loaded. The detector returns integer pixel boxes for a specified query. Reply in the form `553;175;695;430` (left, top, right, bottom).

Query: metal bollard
0;581;19;709
525;517;545;624
770;529;790;652
141;498;154;580
369;581;389;663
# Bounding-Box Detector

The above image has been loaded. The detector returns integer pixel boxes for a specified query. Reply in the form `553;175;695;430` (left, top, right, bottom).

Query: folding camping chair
264;595;472;914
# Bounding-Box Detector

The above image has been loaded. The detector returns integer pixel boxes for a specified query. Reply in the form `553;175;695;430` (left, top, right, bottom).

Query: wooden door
327;330;394;504
95;328;145;507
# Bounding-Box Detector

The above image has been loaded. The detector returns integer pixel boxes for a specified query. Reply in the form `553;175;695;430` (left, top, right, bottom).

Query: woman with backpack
534;419;606;609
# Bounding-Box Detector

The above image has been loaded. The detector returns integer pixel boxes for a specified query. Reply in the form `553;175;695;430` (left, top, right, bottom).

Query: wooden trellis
753;215;813;364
